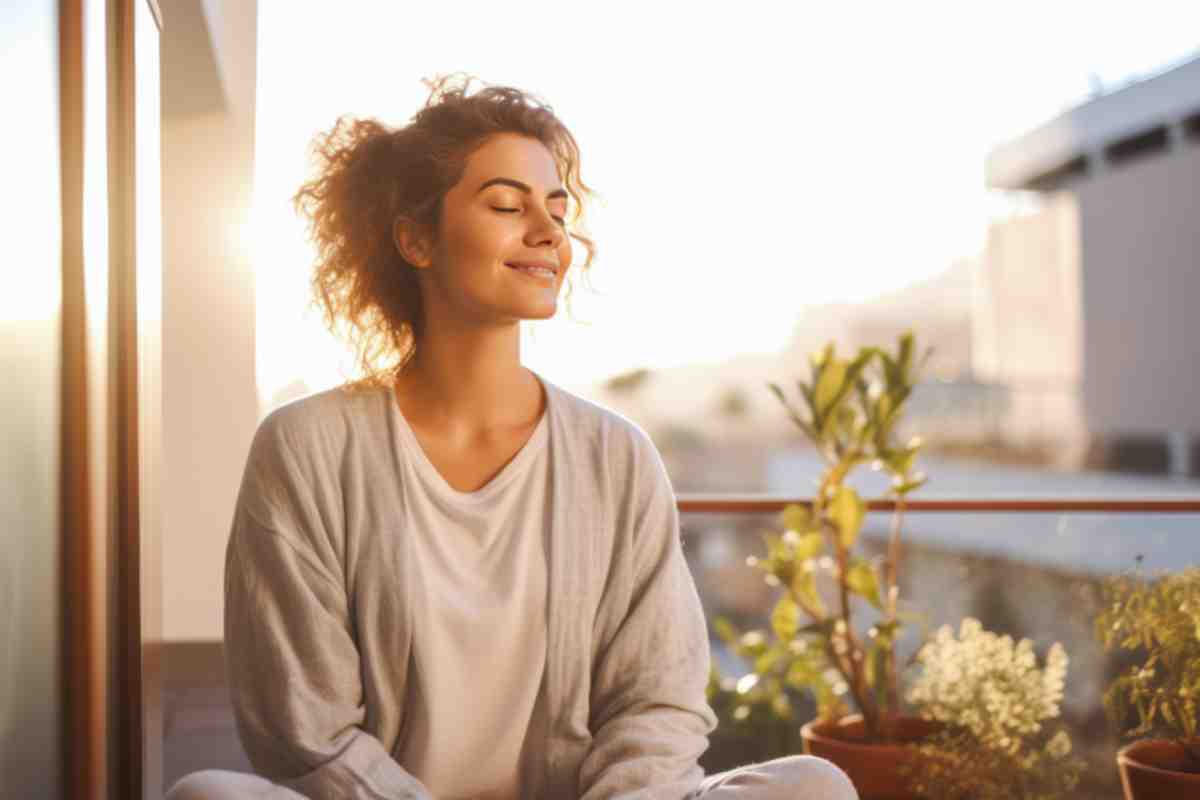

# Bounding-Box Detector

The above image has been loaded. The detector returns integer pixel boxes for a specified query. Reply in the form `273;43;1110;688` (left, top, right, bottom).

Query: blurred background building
982;55;1200;476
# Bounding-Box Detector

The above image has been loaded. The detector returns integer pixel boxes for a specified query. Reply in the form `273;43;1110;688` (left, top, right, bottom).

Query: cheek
446;215;513;264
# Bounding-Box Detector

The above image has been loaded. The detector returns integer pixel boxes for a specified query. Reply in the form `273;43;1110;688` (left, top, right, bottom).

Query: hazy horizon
248;2;1200;404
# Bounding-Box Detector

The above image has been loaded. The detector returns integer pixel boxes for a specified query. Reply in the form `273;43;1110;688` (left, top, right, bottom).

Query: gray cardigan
223;374;718;799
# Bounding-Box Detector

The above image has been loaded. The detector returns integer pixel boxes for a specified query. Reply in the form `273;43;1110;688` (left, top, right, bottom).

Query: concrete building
980;54;1200;475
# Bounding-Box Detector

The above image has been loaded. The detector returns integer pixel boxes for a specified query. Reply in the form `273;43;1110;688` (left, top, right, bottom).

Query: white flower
906;617;1072;752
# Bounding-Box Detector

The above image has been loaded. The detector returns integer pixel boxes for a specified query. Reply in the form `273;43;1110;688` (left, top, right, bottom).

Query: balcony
159;494;1200;799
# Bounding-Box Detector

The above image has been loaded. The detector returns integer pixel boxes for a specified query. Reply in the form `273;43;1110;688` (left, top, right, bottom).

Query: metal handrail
677;495;1200;514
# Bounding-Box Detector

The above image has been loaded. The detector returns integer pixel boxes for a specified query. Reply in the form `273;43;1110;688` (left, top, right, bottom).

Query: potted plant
1096;566;1200;799
707;332;1080;799
709;332;932;798
900;618;1083;800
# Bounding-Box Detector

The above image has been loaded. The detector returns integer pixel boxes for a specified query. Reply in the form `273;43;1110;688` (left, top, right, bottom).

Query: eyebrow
477;177;568;201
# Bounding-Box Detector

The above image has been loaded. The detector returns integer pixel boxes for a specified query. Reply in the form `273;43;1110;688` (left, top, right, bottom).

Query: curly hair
292;72;598;390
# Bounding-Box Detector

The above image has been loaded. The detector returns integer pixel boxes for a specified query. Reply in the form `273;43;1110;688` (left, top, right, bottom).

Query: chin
524;303;558;320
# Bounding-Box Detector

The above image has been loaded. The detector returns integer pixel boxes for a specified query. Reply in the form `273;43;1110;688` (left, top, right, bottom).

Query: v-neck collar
389;370;551;504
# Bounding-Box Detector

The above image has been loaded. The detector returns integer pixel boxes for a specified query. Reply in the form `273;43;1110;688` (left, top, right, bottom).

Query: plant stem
813;471;873;731
835;523;875;736
883;495;907;730
821;627;866;723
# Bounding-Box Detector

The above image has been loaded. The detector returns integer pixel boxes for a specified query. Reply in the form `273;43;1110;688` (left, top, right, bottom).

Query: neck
394;322;543;437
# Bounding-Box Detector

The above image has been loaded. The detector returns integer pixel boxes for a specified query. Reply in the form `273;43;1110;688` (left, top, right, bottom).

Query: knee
164;769;260;800
771;755;858;800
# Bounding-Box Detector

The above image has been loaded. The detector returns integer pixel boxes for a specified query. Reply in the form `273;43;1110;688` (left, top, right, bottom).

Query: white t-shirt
392;405;550;800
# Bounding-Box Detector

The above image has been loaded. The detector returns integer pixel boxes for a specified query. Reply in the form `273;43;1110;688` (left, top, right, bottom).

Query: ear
392;216;434;268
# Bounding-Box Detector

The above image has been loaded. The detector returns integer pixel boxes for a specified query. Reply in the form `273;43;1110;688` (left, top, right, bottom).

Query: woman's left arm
578;432;718;800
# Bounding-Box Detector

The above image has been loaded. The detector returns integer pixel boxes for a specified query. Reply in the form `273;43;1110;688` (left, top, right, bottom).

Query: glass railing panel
681;508;1200;800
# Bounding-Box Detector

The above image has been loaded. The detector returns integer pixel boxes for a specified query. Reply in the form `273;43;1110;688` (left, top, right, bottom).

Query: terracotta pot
800;714;941;800
1117;739;1200;800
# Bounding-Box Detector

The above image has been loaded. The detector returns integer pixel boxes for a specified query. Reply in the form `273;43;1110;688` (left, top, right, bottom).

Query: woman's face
402;132;573;325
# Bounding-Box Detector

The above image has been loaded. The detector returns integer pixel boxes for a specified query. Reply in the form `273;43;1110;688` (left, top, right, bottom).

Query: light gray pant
166;755;858;799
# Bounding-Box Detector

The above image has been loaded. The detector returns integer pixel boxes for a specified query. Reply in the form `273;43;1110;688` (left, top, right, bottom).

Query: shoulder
247;382;389;474
545;378;663;467
544;379;672;501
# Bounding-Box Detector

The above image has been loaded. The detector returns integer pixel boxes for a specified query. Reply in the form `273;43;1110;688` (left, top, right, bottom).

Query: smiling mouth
506;263;558;280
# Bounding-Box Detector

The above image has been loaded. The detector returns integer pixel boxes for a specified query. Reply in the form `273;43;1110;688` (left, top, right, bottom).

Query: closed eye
493;207;567;226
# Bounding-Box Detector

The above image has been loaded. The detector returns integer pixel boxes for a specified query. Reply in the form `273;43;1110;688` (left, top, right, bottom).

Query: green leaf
794;531;824;560
822;351;875;431
886;444;920;476
798;380;817;423
813;357;848;419
780;503;812;533
809;343;834;370
767;382;817;439
798;619;836;638
878;351;900;387
786;656;820;689
831;404;858;441
873;393;895;449
755;644;783;676
830;485;866;549
846;559;883;610
791;569;825;615
771;593;800;641
898;332;914;382
891;472;928;496
766;381;788;407
712;616;738;646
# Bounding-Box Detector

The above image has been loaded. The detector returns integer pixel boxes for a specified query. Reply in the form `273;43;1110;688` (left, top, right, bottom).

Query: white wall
161;0;259;641
978;194;1087;447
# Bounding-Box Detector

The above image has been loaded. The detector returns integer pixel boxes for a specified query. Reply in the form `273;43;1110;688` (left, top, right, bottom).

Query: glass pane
0;1;62;796
683;508;1200;800
135;2;164;797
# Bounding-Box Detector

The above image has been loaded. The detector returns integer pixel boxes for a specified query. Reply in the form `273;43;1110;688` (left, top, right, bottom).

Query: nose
524;208;565;250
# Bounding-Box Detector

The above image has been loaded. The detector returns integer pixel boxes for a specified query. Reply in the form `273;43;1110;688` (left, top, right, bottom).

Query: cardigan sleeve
223;413;432;800
577;429;718;799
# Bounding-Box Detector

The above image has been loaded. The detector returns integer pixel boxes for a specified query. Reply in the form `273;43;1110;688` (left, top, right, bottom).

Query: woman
167;74;857;800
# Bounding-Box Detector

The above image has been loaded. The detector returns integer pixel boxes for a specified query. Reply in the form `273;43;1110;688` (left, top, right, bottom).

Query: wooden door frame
106;0;149;796
58;0;104;798
55;0;164;796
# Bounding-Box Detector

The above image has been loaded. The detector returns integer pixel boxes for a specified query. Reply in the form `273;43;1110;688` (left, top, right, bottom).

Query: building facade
980;54;1200;474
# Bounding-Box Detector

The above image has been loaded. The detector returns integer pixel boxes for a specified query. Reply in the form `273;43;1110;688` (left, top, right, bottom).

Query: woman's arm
577;431;718;799
223;414;432;800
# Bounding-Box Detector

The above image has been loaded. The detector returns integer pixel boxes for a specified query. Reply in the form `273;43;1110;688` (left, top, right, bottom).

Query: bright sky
250;1;1200;402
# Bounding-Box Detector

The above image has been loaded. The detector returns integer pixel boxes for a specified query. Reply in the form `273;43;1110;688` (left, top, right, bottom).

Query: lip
505;261;559;275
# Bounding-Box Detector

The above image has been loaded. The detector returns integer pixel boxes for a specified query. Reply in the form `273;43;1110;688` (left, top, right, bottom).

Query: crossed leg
164;770;309;800
167;755;858;799
688;755;859;800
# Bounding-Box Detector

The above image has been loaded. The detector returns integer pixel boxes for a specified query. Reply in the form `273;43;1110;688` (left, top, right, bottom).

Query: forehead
461;133;562;188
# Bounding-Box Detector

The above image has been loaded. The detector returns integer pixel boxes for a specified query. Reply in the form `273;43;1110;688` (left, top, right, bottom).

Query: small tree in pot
759;332;928;733
710;333;931;798
1097;566;1200;799
708;332;1080;799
